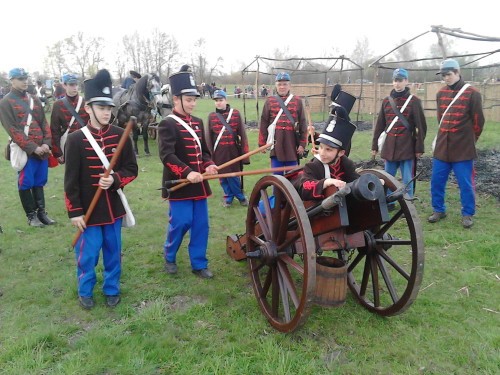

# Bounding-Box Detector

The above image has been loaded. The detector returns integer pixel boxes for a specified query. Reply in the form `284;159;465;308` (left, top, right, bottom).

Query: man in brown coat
371;68;427;202
258;72;307;173
428;59;485;228
0;68;55;227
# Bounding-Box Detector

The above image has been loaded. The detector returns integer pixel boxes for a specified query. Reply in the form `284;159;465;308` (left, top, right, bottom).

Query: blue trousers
431;158;476;216
18;158;48;190
164;199;209;270
75;218;122;298
385;159;415;197
220;177;245;203
270;156;298;175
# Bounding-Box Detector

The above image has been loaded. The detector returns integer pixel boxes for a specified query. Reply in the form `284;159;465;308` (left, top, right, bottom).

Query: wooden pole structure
166;143;272;195
255;58;260;121
372;64;380;131
71;117;136;247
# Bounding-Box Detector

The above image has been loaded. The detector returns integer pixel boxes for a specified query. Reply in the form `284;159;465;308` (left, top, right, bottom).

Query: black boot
19;189;44;227
32;186;56;225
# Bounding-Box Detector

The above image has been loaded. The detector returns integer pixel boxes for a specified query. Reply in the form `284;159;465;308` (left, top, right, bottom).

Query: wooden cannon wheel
246;175;316;332
345;169;425;316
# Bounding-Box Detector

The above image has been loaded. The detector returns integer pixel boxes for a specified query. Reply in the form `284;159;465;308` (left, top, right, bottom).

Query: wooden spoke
278;253;305;275
277;260;300;308
252;206;271;241
376;256;399;304
377;249;411;280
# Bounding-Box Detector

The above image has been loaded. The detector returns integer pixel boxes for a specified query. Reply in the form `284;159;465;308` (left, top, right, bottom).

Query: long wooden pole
166;143;272;195
71;117;136;247
165;166;298;187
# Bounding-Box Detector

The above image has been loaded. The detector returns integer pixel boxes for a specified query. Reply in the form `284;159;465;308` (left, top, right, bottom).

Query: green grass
0;105;499;374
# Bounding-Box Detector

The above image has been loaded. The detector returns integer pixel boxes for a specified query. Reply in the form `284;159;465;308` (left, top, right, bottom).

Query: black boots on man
19;187;56;227
32;186;56;225
19;189;44;227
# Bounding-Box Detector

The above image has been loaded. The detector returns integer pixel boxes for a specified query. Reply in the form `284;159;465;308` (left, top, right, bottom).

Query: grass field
0;98;499;374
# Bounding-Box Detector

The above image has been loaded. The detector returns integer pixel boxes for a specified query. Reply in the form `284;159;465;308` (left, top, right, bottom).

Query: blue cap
393;68;408;80
213;90;227;99
62;73;79;84
436;59;460;75
8;68;29;80
275;72;291;81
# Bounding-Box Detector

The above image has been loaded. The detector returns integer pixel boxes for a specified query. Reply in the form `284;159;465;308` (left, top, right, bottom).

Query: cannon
226;169;424;332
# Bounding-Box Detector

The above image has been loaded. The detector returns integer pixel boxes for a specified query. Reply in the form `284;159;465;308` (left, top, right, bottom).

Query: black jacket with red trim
291;156;359;201
158;111;215;200
64;124;138;226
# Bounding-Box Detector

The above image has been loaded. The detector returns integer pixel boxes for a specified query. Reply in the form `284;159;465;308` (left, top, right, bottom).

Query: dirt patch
168;295;207;312
356;149;500;201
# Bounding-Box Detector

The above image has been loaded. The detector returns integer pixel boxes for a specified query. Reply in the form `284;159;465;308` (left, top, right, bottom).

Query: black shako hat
169;65;200;97
130;70;141;79
330;84;356;115
84;69;115;107
317;115;357;150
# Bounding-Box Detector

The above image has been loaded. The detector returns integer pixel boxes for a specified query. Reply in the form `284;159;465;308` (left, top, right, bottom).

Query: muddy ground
247;120;500;201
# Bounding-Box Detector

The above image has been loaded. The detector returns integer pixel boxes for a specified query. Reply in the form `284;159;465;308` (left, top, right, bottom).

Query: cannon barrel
314;173;384;213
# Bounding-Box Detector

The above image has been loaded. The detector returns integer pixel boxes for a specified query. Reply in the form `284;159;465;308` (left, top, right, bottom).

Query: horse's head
146;73;163;108
157;83;173;117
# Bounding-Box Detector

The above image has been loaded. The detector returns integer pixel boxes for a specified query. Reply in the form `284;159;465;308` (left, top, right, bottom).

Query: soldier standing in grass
50;73;89;164
371;68;427;207
64;69;138;309
0;68;56;227
258;72;307;173
158;65;218;279
428;59;485;228
205;89;250;208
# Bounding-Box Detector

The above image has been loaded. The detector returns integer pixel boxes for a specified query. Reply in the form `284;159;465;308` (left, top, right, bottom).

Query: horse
112;73;162;156
156;83;173;118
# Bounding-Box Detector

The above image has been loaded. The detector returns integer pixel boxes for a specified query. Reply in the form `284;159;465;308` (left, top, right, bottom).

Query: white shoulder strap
26;95;34;129
266;94;293;149
81;125;133;225
314;153;330;179
438;84;470;127
213;108;234;152
168;114;202;151
81;126;111;169
384;94;413;134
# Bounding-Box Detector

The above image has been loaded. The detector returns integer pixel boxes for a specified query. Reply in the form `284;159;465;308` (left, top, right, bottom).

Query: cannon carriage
226;169;424;332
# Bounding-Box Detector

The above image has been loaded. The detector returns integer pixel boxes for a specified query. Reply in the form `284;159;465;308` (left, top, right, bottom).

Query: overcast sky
1;0;498;77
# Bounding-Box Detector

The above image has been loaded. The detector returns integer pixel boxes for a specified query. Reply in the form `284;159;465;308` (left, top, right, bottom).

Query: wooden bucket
314;256;347;307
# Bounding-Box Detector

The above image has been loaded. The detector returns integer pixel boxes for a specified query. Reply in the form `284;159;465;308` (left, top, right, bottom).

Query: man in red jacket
428;59;485;228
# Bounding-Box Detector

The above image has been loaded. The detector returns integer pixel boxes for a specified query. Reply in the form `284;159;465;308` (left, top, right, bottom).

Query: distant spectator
53;79;66;99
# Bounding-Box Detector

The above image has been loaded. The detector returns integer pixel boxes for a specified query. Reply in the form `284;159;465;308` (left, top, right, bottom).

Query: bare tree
44;41;67;78
122;32;142;73
63;32;105;79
